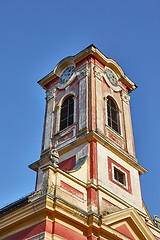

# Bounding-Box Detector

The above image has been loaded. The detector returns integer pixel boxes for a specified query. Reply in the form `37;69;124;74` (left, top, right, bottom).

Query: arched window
107;97;120;134
60;96;74;131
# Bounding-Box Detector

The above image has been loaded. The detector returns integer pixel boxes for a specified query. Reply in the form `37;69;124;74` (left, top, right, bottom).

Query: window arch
107;97;121;134
60;95;74;131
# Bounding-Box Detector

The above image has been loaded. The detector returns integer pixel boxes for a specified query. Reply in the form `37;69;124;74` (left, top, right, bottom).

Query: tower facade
1;45;160;240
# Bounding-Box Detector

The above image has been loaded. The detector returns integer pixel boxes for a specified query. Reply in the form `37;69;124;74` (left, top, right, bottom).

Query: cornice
100;224;131;240
52;196;89;225
102;208;155;240
59;131;146;174
1;193;158;239
90;131;147;174
38;45;136;92
0;194;47;233
85;182;149;221
29;131;147;175
30;162;87;190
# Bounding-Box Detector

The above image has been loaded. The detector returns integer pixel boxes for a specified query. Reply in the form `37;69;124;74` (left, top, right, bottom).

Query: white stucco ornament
94;66;103;81
105;67;118;86
77;66;88;80
121;91;130;104
49;148;59;167
46;86;56;101
57;65;76;89
154;215;160;229
103;67;121;92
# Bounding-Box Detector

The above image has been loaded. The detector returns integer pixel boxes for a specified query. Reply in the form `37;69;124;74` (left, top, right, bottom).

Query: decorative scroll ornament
154;215;160;229
77;66;88;80
46;87;56;101
94;66;103;80
121;91;130;104
49;148;59;167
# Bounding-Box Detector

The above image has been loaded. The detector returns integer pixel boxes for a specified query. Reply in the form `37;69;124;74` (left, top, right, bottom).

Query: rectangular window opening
114;167;126;186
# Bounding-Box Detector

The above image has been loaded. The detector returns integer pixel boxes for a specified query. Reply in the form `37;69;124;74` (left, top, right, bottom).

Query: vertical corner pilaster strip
41;164;56;196
43;87;56;151
90;141;97;180
94;65;104;134
121;91;135;157
78;65;88;132
89;61;96;131
87;141;98;213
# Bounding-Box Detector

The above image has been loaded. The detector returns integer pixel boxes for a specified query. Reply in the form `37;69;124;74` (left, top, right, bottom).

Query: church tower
1;45;160;240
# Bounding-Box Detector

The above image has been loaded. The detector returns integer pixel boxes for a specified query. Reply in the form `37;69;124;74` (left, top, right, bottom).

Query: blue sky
0;0;160;218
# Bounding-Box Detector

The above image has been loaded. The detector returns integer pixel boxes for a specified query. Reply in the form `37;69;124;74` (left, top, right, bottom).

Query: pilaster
94;65;104;135
43;86;56;151
77;64;89;133
121;91;135;157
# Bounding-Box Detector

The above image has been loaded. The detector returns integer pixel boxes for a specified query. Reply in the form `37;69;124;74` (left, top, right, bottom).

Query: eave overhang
29;131;147;175
38;44;137;92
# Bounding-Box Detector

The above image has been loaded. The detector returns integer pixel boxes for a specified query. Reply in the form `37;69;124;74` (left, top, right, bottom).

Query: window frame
107;97;121;134
113;166;126;186
108;157;132;194
60;95;74;131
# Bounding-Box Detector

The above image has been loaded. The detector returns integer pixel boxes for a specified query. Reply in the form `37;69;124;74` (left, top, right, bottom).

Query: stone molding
46;86;56;101
121;91;130;104
77;65;88;80
94;65;103;81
